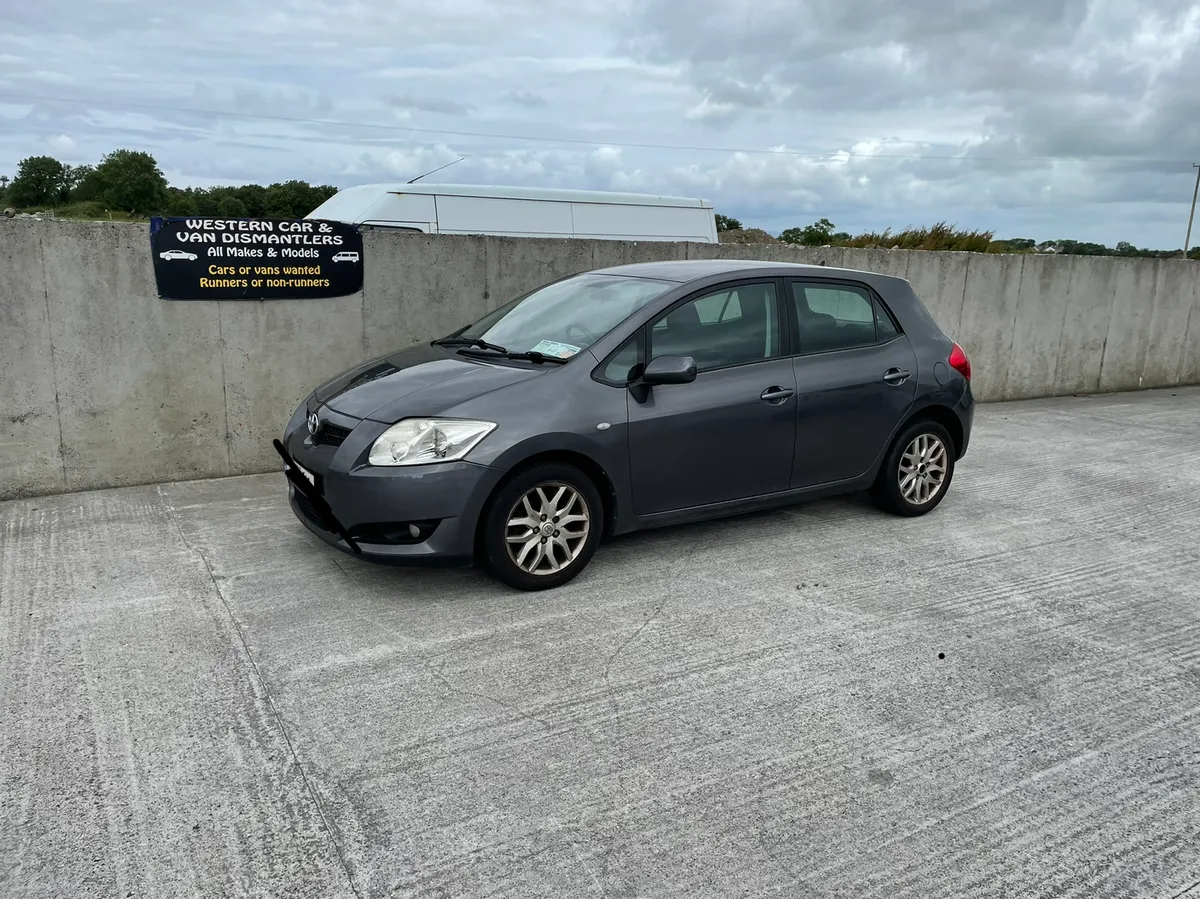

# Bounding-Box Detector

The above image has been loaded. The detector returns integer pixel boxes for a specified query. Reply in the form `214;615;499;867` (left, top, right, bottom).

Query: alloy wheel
898;433;948;505
505;483;591;575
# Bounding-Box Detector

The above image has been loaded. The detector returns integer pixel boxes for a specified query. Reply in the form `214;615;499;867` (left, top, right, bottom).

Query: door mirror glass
640;355;697;385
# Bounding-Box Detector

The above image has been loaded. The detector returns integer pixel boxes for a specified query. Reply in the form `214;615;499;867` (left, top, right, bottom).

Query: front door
786;279;919;487
627;280;798;515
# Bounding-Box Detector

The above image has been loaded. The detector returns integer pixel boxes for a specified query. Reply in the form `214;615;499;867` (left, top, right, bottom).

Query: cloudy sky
3;0;1199;247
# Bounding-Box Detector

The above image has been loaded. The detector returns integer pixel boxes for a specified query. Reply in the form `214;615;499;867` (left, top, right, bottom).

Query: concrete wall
2;219;1198;500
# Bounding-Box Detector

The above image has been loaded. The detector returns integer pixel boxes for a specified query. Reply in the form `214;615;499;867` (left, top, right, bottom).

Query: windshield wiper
456;347;568;365
431;336;508;353
505;351;568;365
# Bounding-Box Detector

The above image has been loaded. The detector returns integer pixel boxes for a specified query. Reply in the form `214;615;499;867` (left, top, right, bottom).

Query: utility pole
1186;163;1200;259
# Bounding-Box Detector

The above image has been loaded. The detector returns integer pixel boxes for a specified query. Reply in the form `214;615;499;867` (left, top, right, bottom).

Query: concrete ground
2;387;1199;899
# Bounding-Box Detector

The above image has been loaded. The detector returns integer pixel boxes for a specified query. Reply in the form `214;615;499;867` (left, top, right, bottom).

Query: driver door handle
882;368;911;385
760;386;795;404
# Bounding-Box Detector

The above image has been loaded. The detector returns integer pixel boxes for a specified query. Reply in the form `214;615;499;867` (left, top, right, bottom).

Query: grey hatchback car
276;259;974;590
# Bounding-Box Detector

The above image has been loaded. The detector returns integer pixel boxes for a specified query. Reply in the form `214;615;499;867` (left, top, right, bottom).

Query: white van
305;183;719;243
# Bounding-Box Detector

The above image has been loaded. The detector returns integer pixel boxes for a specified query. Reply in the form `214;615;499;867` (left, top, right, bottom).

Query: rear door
786;279;918;488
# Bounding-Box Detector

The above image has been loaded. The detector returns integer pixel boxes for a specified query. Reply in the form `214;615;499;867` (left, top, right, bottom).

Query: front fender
484;432;624;480
484;427;635;536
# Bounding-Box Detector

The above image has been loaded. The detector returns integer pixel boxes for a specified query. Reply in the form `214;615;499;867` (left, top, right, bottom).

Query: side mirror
640;355;697;386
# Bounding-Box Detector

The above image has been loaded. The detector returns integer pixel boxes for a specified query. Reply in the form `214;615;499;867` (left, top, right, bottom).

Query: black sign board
149;217;363;300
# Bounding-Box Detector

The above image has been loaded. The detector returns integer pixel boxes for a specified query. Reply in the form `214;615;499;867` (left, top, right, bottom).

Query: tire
479;462;604;591
870;418;957;517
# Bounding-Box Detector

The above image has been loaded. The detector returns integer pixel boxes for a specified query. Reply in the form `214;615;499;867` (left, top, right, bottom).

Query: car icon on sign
159;249;198;261
331;251;360;263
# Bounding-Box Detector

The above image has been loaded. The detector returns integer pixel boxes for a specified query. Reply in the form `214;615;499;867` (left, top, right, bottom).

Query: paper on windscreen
529;339;581;359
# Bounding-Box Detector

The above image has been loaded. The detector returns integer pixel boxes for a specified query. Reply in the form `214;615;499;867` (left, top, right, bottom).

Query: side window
876;302;900;341
654;290;741;331
805;287;873;323
791;282;889;354
600;336;640;384
649;282;780;372
693;291;741;323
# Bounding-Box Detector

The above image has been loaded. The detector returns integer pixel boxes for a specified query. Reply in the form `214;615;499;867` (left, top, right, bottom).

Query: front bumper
277;403;505;567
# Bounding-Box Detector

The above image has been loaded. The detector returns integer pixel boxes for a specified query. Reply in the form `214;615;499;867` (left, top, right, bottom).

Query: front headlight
367;418;496;466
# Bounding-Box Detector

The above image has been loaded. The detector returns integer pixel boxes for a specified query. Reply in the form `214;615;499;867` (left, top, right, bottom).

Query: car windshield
453;273;675;359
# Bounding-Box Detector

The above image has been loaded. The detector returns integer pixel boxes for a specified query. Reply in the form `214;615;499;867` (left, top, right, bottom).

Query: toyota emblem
307;411;319;435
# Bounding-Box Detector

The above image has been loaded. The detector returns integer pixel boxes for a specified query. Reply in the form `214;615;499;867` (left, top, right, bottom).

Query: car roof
588;258;907;285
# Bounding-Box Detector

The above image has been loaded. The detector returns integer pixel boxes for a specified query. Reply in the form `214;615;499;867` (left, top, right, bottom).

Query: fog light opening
346;520;441;545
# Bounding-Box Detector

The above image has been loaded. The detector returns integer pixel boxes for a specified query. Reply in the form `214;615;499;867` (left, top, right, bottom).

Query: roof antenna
407;156;466;184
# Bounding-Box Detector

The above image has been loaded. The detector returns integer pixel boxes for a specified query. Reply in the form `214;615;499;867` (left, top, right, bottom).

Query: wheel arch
473;449;619;559
900;403;965;459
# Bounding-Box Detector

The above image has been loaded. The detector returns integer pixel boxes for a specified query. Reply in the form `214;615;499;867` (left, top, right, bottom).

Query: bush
839;222;994;252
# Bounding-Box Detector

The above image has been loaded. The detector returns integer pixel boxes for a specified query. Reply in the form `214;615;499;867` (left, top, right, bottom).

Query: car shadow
318;491;882;598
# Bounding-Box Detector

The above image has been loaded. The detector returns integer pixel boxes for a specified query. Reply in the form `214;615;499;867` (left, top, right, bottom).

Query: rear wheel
870;419;956;516
480;462;603;590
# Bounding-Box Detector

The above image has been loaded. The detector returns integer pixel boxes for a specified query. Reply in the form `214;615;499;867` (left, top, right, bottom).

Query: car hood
313;343;545;421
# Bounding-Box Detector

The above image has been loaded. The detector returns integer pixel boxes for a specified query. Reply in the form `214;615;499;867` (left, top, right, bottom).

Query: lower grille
292;488;328;530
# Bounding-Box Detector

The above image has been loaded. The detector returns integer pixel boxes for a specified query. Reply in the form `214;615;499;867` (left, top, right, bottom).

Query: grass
7;202;143;222
837;222;995;253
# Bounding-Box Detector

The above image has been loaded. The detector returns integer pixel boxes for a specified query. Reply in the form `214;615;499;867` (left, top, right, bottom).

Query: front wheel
870;420;957;516
480;462;603;590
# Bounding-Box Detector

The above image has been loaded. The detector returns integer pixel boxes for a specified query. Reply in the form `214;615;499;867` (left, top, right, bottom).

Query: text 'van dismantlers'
178;231;346;246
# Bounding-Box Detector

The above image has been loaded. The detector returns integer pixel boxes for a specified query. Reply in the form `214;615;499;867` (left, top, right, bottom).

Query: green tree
1054;239;1112;256
260;180;337;218
61;164;94;201
714;213;743;232
85;149;169;215
217;195;247;218
780;217;836;246
8;156;67;207
987;237;1036;253
233;183;267;216
164;187;200;216
201;186;236;215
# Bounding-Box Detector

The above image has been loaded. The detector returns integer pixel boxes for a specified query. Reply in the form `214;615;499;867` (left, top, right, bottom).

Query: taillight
948;343;971;381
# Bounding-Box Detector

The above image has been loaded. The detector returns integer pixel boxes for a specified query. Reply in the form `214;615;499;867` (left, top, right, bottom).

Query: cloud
684;97;739;124
387;95;474;116
1;0;1198;248
502;90;548;108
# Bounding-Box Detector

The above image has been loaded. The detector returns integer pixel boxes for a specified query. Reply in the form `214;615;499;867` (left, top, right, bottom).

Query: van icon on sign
331;251;360;263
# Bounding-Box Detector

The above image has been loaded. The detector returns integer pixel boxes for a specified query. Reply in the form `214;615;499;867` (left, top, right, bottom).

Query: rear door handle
882;368;911;385
761;386;795;404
